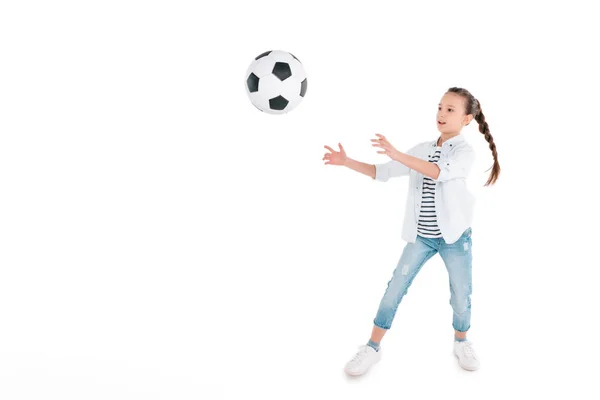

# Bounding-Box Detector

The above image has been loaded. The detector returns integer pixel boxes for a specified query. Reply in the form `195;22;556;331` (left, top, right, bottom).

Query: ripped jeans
373;227;472;332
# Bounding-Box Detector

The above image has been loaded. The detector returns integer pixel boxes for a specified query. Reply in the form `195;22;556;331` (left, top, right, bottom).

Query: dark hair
447;87;500;186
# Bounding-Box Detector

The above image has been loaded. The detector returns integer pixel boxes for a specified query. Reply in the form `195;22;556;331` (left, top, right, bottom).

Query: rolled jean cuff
373;319;390;330
453;324;470;333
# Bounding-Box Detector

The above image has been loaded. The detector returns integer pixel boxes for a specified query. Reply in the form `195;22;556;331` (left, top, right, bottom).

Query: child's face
437;93;472;134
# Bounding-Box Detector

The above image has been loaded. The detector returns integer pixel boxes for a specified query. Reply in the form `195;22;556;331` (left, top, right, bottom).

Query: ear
464;114;474;126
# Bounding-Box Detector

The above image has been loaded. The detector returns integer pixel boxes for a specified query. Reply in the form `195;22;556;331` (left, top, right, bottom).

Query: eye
448;109;453;112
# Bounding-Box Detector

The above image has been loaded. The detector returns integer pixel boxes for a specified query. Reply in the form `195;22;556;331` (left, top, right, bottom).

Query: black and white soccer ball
245;50;307;114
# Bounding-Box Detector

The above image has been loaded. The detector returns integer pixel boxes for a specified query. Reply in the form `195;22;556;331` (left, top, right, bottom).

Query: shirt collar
431;134;465;148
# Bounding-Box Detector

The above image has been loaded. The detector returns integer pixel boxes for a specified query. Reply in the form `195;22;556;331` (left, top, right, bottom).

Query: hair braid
447;87;500;186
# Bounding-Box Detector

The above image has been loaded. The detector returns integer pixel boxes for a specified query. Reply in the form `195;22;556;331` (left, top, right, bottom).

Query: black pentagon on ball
269;95;289;110
272;62;292;81
255;51;272;60
300;78;307;97
247;73;259;93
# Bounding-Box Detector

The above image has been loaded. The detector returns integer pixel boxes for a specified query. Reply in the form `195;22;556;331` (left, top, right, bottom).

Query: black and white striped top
417;146;443;238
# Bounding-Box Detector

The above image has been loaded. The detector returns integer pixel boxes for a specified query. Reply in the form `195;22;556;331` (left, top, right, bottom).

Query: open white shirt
373;134;476;244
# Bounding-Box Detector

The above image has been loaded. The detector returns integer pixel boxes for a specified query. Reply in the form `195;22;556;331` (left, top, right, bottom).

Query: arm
373;135;474;182
432;149;475;182
344;157;376;179
371;142;423;182
392;148;476;182
392;152;441;180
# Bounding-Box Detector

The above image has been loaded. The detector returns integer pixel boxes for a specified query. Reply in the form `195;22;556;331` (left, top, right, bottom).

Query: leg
372;236;438;334
368;238;437;350
369;325;387;344
344;237;438;376
440;229;480;371
439;228;473;337
455;330;467;340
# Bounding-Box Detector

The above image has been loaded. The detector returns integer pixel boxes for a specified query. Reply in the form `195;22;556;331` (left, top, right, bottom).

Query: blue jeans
373;227;473;332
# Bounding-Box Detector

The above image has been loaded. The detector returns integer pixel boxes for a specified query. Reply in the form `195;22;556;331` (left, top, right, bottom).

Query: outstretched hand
323;143;348;166
371;133;401;160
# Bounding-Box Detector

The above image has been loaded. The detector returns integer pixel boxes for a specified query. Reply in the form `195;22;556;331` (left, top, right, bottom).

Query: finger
324;145;335;153
338;143;345;152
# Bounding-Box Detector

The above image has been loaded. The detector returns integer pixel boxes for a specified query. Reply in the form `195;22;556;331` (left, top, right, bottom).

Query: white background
1;0;598;399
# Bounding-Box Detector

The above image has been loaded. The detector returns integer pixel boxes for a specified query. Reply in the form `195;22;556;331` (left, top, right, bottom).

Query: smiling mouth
438;121;446;125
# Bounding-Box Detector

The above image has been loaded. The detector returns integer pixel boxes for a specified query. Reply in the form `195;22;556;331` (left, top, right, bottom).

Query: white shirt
373;134;476;244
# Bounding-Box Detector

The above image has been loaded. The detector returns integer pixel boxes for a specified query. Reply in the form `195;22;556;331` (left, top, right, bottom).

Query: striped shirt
417;146;442;238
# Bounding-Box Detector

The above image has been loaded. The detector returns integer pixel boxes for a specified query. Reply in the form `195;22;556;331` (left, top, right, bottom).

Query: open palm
323;143;347;166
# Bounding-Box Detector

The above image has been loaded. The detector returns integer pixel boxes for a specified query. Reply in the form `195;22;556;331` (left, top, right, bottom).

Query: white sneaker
344;345;381;376
454;340;480;371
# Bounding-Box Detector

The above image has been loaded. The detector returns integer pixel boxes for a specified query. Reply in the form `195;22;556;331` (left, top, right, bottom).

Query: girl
322;87;500;375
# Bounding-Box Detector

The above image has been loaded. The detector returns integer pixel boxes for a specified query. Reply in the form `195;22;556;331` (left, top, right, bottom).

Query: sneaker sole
344;354;382;376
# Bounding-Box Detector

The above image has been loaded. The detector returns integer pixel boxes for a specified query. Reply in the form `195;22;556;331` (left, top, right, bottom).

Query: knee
450;293;471;314
382;275;409;304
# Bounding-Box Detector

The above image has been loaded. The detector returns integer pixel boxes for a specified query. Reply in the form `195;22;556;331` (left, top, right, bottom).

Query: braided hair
447;87;500;186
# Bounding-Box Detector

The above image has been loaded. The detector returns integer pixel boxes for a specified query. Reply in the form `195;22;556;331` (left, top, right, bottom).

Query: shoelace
461;343;477;359
350;346;371;363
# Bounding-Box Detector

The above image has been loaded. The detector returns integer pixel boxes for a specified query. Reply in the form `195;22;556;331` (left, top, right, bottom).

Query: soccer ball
245;50;307;114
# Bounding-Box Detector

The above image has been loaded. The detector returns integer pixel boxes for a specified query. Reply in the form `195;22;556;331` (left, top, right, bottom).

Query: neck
438;132;460;146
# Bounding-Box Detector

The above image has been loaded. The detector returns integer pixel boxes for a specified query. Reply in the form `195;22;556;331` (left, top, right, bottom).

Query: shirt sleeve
432;148;475;182
373;142;422;182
